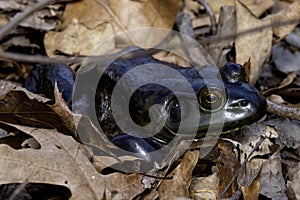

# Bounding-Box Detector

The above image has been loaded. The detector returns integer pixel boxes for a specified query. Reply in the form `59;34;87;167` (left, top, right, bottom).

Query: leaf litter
0;0;299;199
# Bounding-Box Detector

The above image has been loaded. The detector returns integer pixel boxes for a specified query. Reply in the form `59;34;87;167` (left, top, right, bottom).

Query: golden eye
199;87;226;112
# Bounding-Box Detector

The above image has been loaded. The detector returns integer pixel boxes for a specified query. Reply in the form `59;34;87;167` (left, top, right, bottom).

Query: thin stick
0;18;299;65
196;0;217;35
218;136;266;199
267;100;300;121
0;0;69;41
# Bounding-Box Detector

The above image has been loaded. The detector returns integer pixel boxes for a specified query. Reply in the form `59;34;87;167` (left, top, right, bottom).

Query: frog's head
161;63;267;137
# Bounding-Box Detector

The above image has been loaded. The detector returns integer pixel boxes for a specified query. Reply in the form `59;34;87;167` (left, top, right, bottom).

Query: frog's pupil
205;94;217;103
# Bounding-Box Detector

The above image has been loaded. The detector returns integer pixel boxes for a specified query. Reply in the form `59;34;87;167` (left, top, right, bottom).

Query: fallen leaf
0;123;145;199
266;1;300;42
259;150;288;199
207;5;236;66
158;150;199;199
190;172;219;200
239;159;262;200
0;1;64;31
61;0;179;50
44;21;115;57
207;0;274;17
265;118;300;149
109;0;179;31
216;141;240;198
61;0;114;30
17;4;64;31
235;0;272;85
0;87;72;135
286;163;300;200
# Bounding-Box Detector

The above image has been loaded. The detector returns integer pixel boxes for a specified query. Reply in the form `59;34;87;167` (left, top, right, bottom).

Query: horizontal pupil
205;94;217;103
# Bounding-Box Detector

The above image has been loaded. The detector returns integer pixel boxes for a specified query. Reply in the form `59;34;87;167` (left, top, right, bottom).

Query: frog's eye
220;62;247;83
199;87;226;112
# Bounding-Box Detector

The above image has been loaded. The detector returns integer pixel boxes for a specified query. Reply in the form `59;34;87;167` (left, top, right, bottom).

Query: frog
24;48;267;156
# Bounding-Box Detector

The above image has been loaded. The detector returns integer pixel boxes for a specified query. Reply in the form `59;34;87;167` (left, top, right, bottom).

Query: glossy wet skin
95;54;267;145
24;50;267;153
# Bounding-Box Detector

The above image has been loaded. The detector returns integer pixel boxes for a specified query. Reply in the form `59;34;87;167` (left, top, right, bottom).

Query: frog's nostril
240;100;249;107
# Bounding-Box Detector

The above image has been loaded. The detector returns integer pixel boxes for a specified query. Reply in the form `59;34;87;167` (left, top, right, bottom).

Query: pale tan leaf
259;150;288;199
235;0;272;85
286;163;300;200
190;172;218;200
0;124;144;199
158;150;199;199
240;159;262;200
266;2;300;42
61;0;179;51
206;0;274;17
44;21;115;57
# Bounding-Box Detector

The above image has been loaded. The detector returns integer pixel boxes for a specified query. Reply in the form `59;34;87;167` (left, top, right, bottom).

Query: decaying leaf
207;5;236;66
286;163;300;200
0;123;144;199
259;150;288;199
216;141;240;197
265;118;300;149
267;1;300;42
60;0;180;53
190;172;219;200
45;21;115;57
235;0;272;85
240;159;262;200
0;87;72;135
158;150;199;199
0;0;64;31
206;0;274;18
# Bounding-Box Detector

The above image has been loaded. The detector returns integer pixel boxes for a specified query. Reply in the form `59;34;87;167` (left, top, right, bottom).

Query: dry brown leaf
109;0;179;30
266;1;300;42
0;123;144;199
259;150;288;199
158;150;199;199
0;87;72;135
216;141;240;198
61;0;179;51
207;0;274;17
0;1;64;31
190;172;218;200
286;163;300;200
239;159;262;200
61;0;114;30
207;5;236;66
51;83;77;137
263;72;296;95
235;0;272;85
44;21;114;57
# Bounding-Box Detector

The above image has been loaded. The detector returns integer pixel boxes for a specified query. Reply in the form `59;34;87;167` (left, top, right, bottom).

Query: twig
267;100;300;121
0;0;68;41
196;0;217;35
200;18;300;45
218;136;266;199
0;18;299;66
